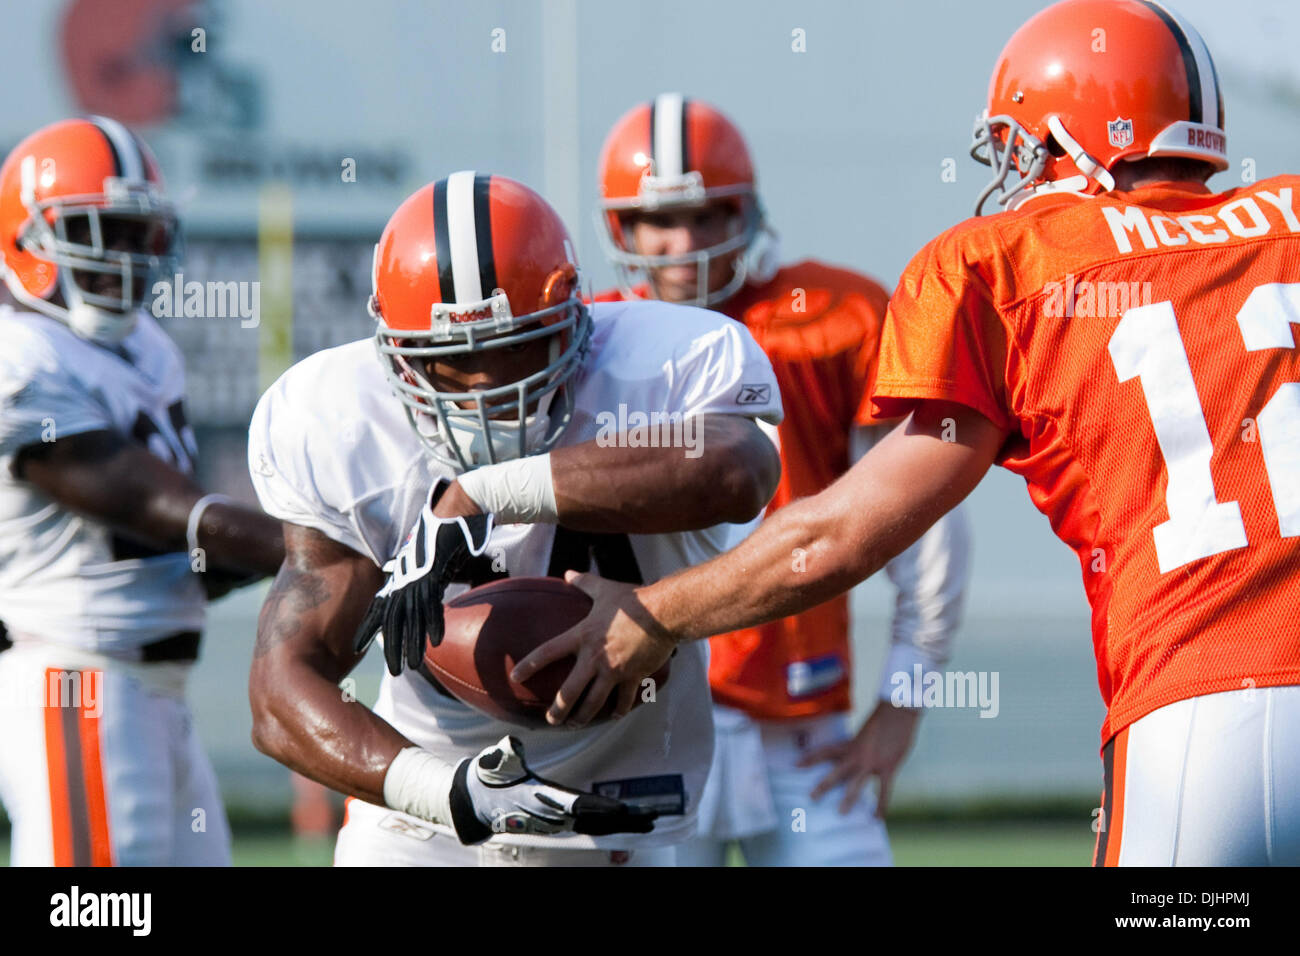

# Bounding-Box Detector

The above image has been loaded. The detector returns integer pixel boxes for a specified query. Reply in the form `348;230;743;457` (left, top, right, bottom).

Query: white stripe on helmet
653;93;685;178
88;114;144;180
445;169;483;304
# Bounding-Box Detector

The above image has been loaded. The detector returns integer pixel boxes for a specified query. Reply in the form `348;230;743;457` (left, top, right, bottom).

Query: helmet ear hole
539;262;578;316
1045;133;1067;158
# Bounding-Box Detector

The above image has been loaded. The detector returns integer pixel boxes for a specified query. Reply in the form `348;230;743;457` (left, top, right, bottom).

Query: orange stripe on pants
43;668;74;866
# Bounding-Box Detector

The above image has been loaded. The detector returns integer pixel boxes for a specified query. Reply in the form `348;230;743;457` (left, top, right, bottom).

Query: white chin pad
443;414;552;468
441;389;557;468
67;301;136;345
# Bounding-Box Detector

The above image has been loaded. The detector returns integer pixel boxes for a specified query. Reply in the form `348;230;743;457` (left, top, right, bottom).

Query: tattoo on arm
254;558;331;658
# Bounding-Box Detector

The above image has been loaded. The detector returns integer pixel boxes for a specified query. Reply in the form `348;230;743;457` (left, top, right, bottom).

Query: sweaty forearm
250;653;409;804
249;536;404;804
550;416;780;533
454;416;778;533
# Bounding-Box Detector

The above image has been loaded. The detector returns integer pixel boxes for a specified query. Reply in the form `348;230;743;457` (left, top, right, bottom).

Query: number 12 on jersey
1109;282;1300;573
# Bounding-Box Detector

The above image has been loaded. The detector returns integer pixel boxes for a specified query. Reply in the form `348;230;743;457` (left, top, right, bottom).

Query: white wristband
383;746;459;826
186;493;234;556
456;453;558;524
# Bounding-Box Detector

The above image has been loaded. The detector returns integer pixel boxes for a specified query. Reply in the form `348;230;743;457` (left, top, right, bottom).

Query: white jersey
249;299;783;848
0;307;205;652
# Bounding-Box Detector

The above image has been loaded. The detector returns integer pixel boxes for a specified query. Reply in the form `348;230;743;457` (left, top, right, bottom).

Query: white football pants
1095;684;1300;866
675;704;893;867
0;641;231;866
334;797;676;866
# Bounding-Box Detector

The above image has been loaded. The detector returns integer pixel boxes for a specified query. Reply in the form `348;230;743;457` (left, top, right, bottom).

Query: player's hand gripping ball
426;576;671;729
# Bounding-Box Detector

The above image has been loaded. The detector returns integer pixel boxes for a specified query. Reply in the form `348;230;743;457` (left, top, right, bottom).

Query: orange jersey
870;176;1300;745
597;261;892;718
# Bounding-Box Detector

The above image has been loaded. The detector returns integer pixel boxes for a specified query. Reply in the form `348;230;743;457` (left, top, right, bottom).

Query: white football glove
447;736;659;844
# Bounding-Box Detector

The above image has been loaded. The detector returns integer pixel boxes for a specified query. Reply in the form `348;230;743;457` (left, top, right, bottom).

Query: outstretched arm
513;400;1006;725
797;423;974;817
641;402;998;639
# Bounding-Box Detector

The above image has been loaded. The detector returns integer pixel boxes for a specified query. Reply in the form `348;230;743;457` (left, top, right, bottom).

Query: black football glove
353;480;494;676
447;735;660;845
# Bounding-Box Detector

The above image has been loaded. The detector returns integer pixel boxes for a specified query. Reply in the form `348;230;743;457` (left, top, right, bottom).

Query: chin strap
1;269;136;345
1047;116;1116;193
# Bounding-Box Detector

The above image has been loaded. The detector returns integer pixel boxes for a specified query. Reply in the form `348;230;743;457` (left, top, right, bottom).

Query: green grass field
1;820;1092;866
889;821;1091;866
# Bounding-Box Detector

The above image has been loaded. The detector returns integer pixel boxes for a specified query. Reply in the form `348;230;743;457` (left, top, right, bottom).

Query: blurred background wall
1;0;1298;821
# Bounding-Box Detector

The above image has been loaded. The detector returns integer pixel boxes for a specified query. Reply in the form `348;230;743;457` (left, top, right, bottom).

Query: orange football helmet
971;0;1228;215
597;94;767;306
369;171;591;470
0;116;178;343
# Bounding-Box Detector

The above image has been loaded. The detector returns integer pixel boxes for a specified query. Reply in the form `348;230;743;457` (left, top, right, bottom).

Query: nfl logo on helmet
1107;117;1134;149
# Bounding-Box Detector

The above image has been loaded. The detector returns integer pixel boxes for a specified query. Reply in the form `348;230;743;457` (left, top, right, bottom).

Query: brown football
422;576;670;729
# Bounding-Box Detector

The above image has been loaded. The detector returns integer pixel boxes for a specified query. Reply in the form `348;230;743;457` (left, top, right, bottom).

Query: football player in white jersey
0;118;285;866
247;171;783;866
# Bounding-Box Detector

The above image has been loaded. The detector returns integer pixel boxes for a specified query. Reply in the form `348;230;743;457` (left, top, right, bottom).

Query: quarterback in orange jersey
519;0;1300;866
591;94;972;866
